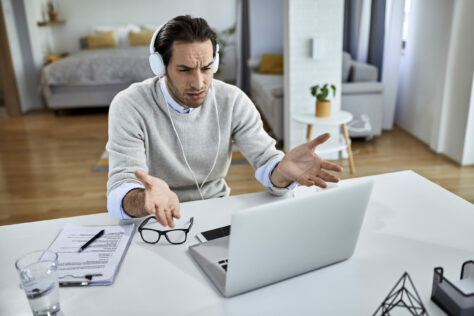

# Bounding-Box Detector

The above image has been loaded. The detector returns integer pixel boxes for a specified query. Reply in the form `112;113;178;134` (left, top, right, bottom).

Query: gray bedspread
41;46;154;86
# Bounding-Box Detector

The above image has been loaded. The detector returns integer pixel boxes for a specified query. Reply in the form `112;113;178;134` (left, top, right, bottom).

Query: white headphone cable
165;84;220;200
199;89;221;190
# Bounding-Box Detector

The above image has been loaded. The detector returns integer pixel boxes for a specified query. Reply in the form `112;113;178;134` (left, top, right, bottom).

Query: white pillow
140;24;160;32
94;24;140;47
247;58;261;72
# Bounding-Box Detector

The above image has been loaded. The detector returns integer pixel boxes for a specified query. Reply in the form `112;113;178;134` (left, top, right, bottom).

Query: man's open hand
271;133;343;188
135;170;181;228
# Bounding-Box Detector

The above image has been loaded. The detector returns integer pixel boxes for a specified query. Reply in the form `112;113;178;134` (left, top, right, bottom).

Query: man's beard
165;75;208;108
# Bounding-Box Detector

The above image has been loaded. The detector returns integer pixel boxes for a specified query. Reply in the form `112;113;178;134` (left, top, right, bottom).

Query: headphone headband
149;23;220;77
149;24;164;55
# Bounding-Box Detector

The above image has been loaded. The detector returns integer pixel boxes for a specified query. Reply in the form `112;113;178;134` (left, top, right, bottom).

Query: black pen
78;229;105;253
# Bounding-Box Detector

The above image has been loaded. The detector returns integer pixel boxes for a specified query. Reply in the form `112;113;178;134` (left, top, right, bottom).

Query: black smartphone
195;225;231;242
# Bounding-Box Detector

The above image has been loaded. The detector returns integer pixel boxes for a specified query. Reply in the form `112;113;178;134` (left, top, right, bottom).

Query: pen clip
59;280;90;287
58;273;102;287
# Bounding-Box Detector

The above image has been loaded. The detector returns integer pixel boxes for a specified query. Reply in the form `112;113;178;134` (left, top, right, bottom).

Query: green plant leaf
310;85;319;97
318;89;329;101
331;84;336;97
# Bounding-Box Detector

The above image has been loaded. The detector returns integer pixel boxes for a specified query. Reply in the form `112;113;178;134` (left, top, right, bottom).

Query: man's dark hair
154;15;217;67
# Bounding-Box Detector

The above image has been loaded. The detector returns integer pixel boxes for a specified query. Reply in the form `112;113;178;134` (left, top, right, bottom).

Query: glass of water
15;250;61;315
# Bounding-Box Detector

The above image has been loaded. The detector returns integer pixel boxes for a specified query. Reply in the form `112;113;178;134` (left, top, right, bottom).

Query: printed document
48;223;135;285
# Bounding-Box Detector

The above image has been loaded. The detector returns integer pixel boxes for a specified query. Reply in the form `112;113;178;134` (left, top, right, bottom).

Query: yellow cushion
86;31;117;49
258;54;284;74
129;30;155;46
45;54;62;63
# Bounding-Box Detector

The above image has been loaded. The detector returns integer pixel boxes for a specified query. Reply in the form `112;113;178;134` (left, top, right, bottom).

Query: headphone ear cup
149;53;166;77
213;44;220;74
213;53;219;74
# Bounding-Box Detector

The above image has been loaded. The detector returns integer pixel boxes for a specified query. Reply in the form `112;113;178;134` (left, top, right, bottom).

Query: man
107;15;342;228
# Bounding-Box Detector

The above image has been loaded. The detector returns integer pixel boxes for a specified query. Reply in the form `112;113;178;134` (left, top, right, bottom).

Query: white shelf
37;20;66;26
293;110;353;125
314;135;349;154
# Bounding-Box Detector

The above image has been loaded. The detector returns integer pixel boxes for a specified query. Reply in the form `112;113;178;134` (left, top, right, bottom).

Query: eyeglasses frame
138;216;194;245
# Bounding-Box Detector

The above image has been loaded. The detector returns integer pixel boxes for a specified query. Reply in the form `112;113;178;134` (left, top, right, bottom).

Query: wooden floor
1;110;472;225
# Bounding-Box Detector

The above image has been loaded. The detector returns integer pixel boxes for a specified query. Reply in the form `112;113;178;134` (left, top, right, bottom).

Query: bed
40;46;154;110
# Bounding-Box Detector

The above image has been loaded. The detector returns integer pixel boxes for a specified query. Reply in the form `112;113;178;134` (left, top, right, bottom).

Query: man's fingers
309;133;330;149
310;176;327;188
321;161;343;172
164;210;174;228
135;170;152;188
172;203;181;219
296;175;315;187
154;207;168;227
302;180;315;187
318;170;340;183
298;174;328;188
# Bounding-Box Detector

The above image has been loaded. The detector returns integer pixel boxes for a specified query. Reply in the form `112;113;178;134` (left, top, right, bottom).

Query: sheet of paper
48;224;135;284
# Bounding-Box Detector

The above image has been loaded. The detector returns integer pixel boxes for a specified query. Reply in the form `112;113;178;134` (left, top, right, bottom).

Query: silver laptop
188;179;374;297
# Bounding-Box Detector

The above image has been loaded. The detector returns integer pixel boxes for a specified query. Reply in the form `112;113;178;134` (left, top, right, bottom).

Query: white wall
28;1;54;58
395;0;453;145
249;0;284;59
462;73;474;165
355;0;371;63
2;0;25;110
285;0;344;154
435;0;474;164
1;0;42;113
380;0;404;130
395;0;474;165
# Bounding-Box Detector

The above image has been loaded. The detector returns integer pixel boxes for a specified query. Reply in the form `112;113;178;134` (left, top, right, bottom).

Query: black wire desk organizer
431;260;474;316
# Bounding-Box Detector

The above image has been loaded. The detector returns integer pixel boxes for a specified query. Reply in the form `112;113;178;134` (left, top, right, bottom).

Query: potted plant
310;83;336;117
47;1;58;22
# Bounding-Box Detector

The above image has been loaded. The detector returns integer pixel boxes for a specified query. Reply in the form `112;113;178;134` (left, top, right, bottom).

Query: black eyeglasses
138;216;194;245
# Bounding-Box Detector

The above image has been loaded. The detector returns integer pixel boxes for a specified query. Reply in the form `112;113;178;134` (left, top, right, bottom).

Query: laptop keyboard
218;259;228;272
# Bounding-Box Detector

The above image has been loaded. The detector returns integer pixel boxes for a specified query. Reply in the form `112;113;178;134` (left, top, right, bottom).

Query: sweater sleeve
230;89;294;196
106;92;148;195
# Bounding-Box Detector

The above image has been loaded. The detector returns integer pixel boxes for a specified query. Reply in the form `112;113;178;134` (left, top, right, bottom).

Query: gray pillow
342;51;352;82
271;87;284;98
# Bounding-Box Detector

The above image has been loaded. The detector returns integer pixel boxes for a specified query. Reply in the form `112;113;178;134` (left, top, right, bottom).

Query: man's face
165;39;214;108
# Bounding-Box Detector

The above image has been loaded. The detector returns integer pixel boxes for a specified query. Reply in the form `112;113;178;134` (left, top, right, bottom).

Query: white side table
293;110;355;175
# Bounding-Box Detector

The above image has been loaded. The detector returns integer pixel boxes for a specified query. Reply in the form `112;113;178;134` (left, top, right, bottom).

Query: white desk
1;171;473;315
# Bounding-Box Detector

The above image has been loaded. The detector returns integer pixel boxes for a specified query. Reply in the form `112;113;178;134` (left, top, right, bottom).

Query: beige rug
92;151;109;171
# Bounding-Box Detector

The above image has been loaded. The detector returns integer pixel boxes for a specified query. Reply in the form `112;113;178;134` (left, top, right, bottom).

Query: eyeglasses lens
166;230;187;244
141;230;160;243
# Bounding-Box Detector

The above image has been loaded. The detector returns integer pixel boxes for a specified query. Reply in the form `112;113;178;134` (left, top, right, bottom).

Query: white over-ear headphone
149;24;220;77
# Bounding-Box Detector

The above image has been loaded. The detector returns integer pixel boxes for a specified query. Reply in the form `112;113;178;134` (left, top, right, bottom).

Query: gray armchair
248;52;384;142
341;51;383;139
